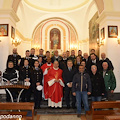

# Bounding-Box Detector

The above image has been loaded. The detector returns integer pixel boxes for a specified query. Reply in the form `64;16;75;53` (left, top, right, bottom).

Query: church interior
0;0;120;120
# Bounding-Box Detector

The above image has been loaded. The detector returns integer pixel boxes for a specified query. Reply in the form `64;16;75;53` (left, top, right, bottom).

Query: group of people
0;48;116;117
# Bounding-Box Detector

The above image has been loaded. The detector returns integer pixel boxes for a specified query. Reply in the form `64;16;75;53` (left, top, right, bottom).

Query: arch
12;0;21;12
94;0;104;14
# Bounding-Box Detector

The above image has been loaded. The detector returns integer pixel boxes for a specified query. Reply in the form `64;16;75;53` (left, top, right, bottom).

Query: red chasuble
41;63;53;99
47;67;64;107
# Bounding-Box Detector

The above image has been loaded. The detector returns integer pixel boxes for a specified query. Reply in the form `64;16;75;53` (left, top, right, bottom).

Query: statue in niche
50;28;61;49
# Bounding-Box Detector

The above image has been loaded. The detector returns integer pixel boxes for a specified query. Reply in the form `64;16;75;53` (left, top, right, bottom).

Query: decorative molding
96;11;120;24
79;38;89;43
24;0;90;12
16;29;32;41
0;9;19;23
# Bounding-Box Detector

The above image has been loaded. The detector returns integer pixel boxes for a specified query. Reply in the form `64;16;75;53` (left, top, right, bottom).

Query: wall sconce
117;36;120;44
34;44;40;50
70;44;78;49
12;38;21;47
97;38;104;47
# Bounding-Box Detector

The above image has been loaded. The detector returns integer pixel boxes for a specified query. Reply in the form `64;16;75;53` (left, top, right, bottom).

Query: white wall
16;0;98;55
98;12;120;92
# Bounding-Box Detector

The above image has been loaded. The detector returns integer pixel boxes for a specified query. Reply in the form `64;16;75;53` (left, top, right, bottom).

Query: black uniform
63;67;77;108
7;54;21;70
20;57;33;67
19;66;32;102
31;67;43;108
2;68;19;102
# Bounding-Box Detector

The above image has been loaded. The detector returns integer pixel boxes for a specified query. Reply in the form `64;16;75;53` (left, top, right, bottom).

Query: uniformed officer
20;50;33;67
19;59;32;102
29;48;38;67
7;48;21;70
31;60;43;109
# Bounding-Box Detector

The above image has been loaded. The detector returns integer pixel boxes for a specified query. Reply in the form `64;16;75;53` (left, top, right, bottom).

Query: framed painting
101;28;105;40
0;24;8;36
108;26;118;38
11;26;15;39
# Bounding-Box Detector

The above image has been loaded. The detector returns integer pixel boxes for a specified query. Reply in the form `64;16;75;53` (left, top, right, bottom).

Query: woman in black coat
90;65;105;102
2;61;19;102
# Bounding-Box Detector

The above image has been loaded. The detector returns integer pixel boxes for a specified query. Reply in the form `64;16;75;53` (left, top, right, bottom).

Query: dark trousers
65;86;76;107
104;90;114;101
34;88;42;107
5;89;17;102
21;86;32;102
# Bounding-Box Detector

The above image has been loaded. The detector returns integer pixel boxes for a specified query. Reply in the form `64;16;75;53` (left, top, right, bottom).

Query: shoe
34;106;40;109
66;105;70;109
77;114;81;117
72;105;76;109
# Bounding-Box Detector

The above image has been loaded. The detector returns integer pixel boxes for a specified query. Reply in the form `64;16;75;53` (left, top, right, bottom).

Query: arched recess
32;18;78;54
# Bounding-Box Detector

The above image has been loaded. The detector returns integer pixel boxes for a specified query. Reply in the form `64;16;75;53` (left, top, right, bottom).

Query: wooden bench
86;101;120;120
104;115;120;120
0;102;34;120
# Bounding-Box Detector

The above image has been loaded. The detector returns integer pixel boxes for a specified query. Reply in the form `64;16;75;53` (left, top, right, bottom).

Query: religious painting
50;28;61;49
108;26;118;38
101;27;105;40
0;24;8;36
89;12;99;56
11;26;15;39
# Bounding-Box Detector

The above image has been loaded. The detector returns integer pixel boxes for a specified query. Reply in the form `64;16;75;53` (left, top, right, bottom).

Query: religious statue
51;32;59;49
50;28;61;49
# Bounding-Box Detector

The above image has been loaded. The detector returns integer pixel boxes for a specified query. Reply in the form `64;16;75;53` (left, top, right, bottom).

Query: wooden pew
0;102;34;120
104;115;120;120
86;101;120;120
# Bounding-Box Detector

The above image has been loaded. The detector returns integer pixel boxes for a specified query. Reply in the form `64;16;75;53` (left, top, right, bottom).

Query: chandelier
12;38;21;47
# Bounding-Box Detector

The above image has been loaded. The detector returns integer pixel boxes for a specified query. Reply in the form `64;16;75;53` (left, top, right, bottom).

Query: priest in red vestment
47;61;64;108
41;57;53;99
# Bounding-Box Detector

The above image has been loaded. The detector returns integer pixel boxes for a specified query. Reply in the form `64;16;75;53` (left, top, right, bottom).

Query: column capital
96;11;120;24
0;9;19;23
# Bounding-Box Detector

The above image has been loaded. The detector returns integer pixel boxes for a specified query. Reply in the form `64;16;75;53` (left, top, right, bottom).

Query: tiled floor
35;114;87;120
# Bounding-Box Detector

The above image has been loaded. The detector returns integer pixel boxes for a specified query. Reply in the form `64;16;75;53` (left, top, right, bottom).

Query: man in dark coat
68;50;76;64
99;53;114;71
63;60;77;109
72;65;91;117
90;65;105;102
88;49;99;61
51;50;62;63
7;48;21;70
59;52;68;70
86;53;100;75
